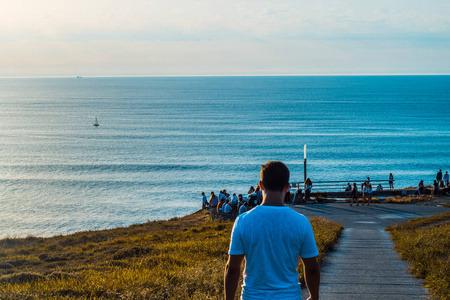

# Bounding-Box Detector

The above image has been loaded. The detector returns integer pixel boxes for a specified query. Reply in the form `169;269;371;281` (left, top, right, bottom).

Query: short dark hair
260;161;290;192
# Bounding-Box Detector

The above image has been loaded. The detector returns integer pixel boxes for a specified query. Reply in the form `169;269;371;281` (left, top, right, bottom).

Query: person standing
209;192;218;210
350;183;358;206
201;192;208;209
389;173;394;189
417;180;425;195
362;182;367;205
224;161;320;300
367;182;373;206
444;171;449;187
436;169;443;184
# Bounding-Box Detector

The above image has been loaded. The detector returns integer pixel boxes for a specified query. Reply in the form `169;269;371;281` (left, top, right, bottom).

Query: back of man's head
260;161;290;192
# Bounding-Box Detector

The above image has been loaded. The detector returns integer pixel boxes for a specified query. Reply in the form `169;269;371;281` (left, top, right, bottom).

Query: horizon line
1;73;450;79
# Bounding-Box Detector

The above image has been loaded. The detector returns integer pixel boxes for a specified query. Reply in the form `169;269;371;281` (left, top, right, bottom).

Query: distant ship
93;117;99;127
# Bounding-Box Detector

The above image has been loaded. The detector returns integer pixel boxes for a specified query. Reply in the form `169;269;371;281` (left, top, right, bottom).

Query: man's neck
260;191;285;207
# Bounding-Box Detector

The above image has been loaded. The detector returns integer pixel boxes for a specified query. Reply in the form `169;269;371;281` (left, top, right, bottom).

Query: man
443;171;449;187
223;200;233;214
201;192;208;209
219;190;226;202
224;161;320;300
436;169;442;183
209;192;218;210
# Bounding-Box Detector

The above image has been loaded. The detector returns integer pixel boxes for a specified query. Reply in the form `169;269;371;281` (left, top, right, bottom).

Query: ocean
1;76;449;238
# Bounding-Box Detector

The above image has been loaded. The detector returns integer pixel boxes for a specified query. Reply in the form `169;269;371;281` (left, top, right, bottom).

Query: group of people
348;177;374;206
287;178;314;204
202;190;249;216
203;169;449;213
431;169;449;196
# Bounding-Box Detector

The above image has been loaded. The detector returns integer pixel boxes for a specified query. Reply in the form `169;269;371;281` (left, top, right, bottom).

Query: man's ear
259;181;264;190
284;183;290;193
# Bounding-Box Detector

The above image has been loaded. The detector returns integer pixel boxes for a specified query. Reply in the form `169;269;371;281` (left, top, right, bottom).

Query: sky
1;0;449;77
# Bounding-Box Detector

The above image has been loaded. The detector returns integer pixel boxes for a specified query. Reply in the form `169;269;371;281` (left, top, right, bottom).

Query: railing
291;179;394;192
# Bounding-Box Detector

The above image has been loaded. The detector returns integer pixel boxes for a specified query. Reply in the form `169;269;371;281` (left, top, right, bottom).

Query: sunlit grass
386;212;450;300
385;194;436;204
0;211;342;299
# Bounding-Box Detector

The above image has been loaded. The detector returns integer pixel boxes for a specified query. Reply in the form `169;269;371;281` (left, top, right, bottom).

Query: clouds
0;0;449;76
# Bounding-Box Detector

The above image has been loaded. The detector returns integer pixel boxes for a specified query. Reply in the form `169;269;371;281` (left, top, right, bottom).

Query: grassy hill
0;210;343;299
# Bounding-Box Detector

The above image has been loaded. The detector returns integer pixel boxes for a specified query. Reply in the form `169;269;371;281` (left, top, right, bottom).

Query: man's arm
301;256;320;300
224;254;244;300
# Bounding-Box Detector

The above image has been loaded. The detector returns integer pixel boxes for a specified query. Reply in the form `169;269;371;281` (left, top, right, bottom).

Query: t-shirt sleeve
228;216;245;255
299;218;319;258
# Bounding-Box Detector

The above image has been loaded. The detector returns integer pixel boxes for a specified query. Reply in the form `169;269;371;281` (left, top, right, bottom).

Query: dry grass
0;210;343;299
385;194;436;204
386;212;450;300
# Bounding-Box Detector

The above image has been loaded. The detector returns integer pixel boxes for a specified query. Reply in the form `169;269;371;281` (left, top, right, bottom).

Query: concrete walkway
294;203;450;299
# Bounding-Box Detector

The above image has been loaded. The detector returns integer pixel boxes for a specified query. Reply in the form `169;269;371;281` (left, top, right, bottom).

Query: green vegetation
0;211;343;299
387;212;450;300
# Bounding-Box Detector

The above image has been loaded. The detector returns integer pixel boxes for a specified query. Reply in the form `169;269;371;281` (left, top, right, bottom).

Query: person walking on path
367;182;373;205
350;183;358;206
436;169;443;183
444;171;449;187
389;173;394;189
224;161;320;300
361;182;367;205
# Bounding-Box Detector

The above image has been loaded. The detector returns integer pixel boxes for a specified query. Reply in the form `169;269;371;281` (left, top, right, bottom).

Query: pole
303;144;307;184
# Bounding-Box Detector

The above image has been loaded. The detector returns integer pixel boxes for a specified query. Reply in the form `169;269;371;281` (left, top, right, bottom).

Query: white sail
94;117;99;126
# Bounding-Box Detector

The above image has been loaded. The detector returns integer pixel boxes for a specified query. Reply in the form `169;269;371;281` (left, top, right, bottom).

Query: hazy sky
1;0;449;76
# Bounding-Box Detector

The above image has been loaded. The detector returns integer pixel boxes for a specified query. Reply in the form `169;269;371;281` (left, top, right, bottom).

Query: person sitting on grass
433;180;439;196
217;198;225;212
238;201;247;215
293;187;303;204
376;184;383;191
304;178;312;204
224;161;320;300
223;200;233;214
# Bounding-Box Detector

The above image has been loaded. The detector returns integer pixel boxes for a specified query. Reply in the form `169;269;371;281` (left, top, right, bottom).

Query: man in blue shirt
224;161;320;300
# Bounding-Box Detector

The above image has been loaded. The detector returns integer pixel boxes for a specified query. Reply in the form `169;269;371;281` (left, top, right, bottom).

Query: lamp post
304;144;307;184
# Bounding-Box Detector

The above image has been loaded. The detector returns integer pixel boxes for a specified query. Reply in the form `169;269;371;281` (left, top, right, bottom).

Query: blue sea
1;76;449;238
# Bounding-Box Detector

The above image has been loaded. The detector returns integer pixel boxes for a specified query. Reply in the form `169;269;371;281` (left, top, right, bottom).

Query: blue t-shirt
239;205;248;215
223;203;232;213
229;205;319;300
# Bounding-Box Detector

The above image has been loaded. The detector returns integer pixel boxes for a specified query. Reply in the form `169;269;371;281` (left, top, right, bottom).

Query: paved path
293;203;450;300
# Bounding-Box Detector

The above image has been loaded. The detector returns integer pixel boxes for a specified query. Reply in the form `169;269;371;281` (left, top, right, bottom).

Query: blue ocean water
1;76;449;238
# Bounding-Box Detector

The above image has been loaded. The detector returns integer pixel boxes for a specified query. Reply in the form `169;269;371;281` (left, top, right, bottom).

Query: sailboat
93;117;99;127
